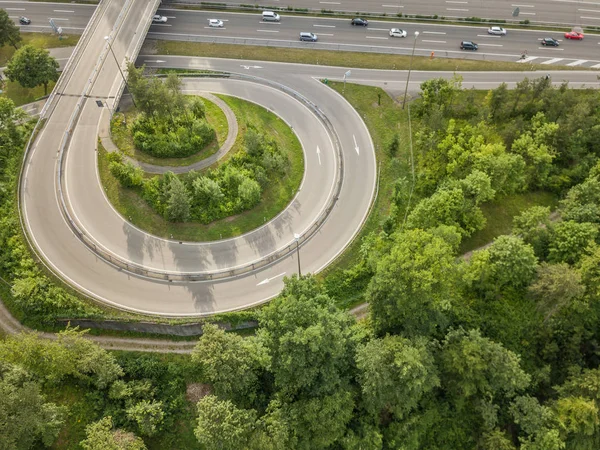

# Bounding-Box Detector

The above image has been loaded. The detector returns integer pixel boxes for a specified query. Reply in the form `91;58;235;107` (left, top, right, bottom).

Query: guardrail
54;71;345;282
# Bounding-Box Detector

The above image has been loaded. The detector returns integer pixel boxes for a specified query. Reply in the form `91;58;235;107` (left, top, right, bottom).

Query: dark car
19;16;31;25
541;37;559;46
351;18;368;26
460;41;478;50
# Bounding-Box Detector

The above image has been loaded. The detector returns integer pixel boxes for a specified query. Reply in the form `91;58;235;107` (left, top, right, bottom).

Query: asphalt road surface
4;2;600;68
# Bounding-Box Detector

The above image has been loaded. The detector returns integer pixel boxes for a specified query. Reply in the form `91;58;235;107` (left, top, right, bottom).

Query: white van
262;11;280;22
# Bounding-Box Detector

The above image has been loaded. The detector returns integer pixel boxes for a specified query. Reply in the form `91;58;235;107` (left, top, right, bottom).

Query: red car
564;31;584;40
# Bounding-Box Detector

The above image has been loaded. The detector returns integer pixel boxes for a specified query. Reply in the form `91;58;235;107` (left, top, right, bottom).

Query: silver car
488;26;507;36
389;28;407;38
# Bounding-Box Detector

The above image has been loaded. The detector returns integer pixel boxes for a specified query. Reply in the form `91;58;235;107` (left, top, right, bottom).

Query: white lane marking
446;8;469;11
317;146;322;165
143;59;166;63
538;47;563;50
477;43;503;47
319;1;340;3
53;9;74;13
259;21;281;24
314;24;335;27
517;56;539;62
512;3;535;7
257;29;279;32
579;8;600;12
423;31;446;34
368;27;390;31
567;59;588;66
520;12;536;15
446;1;468;3
382;4;404;7
257;272;286;286
49;18;70;21
318;33;334;36
541;58;564;64
590;62;600;68
4;8;25;10
204;27;226;29
477;34;502;37
151;23;172;26
353;135;360;155
581;15;600;19
422;39;447;43
366;36;388;39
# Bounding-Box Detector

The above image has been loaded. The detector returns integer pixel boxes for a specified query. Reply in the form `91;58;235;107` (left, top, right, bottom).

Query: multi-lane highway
3;2;599;68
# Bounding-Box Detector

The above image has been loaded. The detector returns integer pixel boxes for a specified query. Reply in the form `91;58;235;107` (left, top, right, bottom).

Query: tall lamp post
103;35;136;108
402;31;419;110
294;233;301;277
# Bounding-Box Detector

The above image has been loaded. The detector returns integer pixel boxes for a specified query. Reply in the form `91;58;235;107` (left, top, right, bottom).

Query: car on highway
351;18;368;26
262;11;280;22
541;37;559;46
152;14;167;23
487;26;506;36
389;28;407;38
209;19;224;28
460;41;478;50
564;31;584;40
19;16;31;25
299;32;318;42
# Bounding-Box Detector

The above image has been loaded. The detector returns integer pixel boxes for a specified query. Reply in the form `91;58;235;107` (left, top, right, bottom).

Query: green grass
459;191;559;253
99;94;304;242
0;33;78;66
156;41;578;72
1;79;56;107
110;97;228;167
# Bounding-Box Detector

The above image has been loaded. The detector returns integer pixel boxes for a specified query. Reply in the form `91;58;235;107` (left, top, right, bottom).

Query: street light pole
294;233;301;277
103;36;136;108
402;31;420;110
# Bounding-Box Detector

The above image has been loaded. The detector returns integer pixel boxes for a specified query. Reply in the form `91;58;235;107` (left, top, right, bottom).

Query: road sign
512;7;520;17
49;18;58;32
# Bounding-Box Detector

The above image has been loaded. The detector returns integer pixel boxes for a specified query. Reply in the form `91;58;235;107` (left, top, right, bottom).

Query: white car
488;26;507;36
209;19;224;28
389;28;407;38
152;14;167;23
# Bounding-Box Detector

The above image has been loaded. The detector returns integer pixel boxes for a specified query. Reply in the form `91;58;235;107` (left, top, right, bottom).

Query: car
19;16;31;25
488;26;507;36
152;14;167;23
564;31;584;40
351;18;368;26
209;19;224;27
299;32;318;42
389;28;407;38
541;37;559;46
460;41;478;50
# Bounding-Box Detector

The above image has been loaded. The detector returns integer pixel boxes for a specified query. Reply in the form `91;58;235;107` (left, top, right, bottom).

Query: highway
3;2;600;68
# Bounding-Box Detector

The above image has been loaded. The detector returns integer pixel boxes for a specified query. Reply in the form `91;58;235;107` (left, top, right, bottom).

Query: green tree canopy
5;44;59;95
548;221;599;265
528;263;584;321
0;9;22;49
367;228;457;337
80;416;147;450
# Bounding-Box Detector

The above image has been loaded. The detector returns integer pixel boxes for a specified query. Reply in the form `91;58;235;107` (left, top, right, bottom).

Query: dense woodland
3;76;600;448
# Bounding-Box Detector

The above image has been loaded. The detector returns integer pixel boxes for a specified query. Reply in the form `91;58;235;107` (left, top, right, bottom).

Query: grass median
155;40;576;72
99;94;304;242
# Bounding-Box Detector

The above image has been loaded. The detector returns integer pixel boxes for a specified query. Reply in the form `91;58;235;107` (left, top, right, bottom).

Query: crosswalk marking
567;60;588;66
541;58;564;65
517;56;538;63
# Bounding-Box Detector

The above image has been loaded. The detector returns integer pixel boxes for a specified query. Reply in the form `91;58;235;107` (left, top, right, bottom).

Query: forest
2;76;600;448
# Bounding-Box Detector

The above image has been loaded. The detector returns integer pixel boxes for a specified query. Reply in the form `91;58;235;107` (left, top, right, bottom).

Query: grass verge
99;94;304;242
155;40;577;72
110;96;228;167
0;33;78;66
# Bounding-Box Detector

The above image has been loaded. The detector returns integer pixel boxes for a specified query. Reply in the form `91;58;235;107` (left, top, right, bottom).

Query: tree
195;395;257;450
257;276;356;400
0;328;123;387
165;175;190;222
367;228;457;337
126;400;164;436
0;97;29;162
416;75;462;117
579;244;600;298
465;235;538;295
355;335;439;419
528;263;584;321
192;323;266;407
80;416;146;450
440;329;530;405
0;9;22;49
192;176;224;207
560;176;600;224
0;362;66;450
512;206;552;257
238;176;261;209
5;45;59;95
510;395;564;450
548;221;598;265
